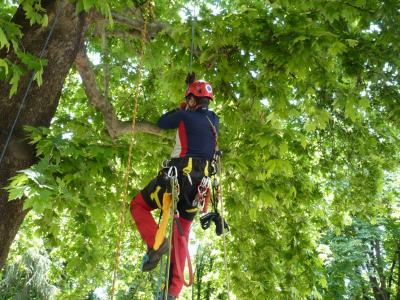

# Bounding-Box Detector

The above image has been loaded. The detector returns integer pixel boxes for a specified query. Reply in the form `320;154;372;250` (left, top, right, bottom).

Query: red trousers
130;193;191;298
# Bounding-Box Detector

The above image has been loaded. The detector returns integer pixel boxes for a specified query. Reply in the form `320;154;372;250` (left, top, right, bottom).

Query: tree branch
111;12;169;39
87;10;169;40
100;22;110;101
75;47;163;139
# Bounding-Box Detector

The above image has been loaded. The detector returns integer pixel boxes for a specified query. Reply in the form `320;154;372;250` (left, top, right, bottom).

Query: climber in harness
130;73;219;299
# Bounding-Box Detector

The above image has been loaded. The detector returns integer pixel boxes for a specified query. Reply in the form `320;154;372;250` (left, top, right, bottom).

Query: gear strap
173;215;193;287
205;115;218;152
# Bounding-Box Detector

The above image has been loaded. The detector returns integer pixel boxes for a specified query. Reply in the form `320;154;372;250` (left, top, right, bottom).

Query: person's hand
185;72;196;85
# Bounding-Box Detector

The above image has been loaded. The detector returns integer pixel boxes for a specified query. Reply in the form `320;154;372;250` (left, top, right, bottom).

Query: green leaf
0;27;10;50
6;173;29;201
31;189;53;213
82;0;94;12
319;276;328;288
0;58;8;75
23;197;34;210
279;142;288;156
328;41;346;56
359;97;370;109
292;35;308;45
9;64;24;97
304;119;317;132
8;186;26;201
265;159;276;178
345;98;357;122
259;188;277;207
33;68;43;86
346;39;358;48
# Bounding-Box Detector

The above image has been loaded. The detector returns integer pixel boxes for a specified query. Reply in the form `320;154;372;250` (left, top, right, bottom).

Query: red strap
173;217;193;287
202;188;211;213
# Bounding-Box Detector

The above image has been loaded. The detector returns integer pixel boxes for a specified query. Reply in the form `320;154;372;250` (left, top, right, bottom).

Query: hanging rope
110;3;150;299
188;3;196;74
163;168;179;299
217;156;231;300
0;0;65;167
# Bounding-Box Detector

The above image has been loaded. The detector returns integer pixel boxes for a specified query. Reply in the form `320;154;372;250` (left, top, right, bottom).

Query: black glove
215;214;230;236
185;72;196;85
200;212;230;236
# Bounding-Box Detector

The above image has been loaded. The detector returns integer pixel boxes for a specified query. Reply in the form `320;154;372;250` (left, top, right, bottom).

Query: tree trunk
369;275;385;300
205;256;214;300
374;240;390;300
0;0;86;269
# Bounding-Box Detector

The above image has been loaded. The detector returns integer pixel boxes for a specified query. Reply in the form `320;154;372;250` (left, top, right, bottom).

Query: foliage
316;173;400;299
2;0;400;299
317;216;400;300
0;243;57;299
0;0;50;96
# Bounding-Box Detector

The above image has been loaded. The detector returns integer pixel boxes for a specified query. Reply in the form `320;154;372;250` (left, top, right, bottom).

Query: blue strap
141;253;150;271
156;256;164;299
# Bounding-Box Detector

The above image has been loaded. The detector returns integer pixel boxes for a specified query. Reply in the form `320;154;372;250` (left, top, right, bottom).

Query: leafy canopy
2;0;400;298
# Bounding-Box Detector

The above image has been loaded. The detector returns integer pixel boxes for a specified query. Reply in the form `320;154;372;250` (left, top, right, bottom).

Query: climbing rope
188;3;196;74
217;155;231;300
0;0;65;167
162;167;179;300
110;3;150;299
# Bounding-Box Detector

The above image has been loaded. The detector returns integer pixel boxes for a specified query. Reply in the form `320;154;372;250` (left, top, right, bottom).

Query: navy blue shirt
157;108;219;161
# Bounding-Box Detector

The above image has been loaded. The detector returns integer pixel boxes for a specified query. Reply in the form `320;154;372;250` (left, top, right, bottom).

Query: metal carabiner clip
162;159;170;169
187;173;192;186
167;166;178;178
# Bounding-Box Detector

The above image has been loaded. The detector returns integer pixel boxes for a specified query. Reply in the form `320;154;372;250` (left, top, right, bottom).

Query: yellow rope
110;3;150;299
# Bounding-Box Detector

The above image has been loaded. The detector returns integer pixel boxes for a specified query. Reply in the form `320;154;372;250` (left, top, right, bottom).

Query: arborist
130;73;219;300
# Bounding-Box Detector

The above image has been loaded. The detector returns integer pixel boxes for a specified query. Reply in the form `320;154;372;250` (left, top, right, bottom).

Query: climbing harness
110;3;150;299
0;0;65;167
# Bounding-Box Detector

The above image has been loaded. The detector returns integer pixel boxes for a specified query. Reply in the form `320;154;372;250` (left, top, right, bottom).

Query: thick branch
100;23;109;101
88;10;169;40
111;12;169;39
75;48;163;139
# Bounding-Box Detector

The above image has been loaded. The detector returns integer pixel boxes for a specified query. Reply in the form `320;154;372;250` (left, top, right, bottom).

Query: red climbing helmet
185;80;214;100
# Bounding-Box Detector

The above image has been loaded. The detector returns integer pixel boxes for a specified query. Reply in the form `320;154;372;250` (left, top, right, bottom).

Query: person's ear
188;97;196;107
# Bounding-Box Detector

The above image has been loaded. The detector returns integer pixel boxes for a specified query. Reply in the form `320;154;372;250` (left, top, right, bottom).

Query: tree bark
0;1;86;269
